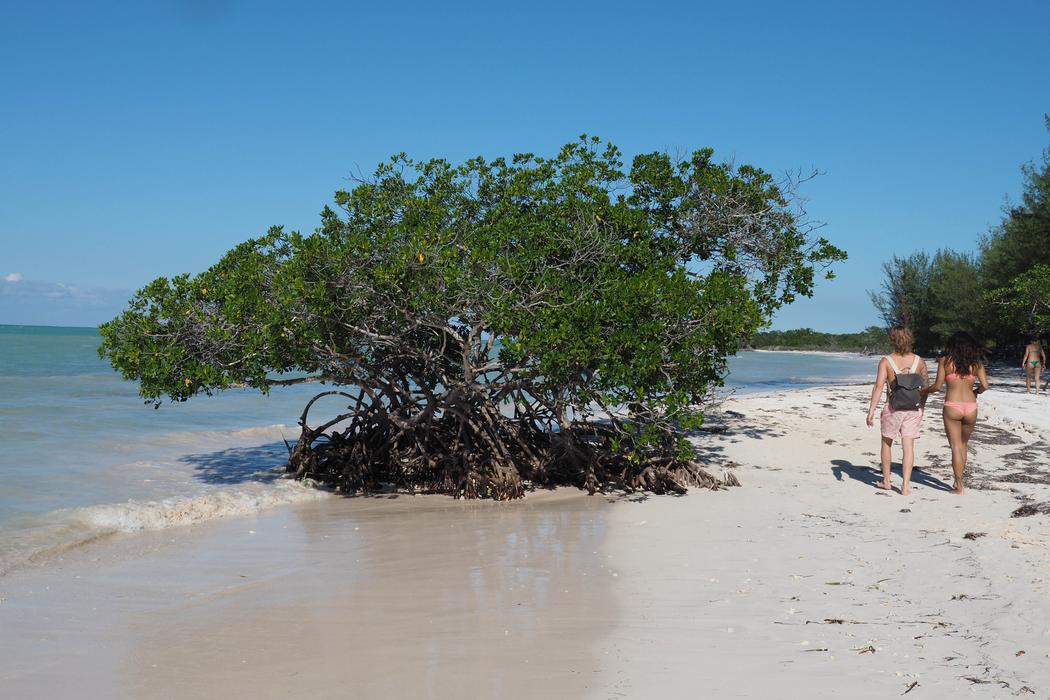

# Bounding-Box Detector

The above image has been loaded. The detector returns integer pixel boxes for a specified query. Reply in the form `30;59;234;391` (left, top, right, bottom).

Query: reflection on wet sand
118;491;611;699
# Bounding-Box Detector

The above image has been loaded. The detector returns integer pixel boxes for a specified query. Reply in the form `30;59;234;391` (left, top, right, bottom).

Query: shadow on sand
180;441;403;498
180;442;289;485
830;458;953;493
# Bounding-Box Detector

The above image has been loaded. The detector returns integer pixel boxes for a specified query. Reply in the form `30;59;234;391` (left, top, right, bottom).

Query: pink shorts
880;405;924;440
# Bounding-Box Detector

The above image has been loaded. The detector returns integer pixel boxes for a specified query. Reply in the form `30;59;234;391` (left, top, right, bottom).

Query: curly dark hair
944;332;984;378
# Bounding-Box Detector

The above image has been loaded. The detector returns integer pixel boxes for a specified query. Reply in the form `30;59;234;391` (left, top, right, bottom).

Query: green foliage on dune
988;264;1050;338
749;327;889;353
100;137;844;498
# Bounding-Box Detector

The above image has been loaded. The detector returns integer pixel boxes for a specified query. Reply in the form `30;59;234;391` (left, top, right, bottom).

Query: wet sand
0;490;611;699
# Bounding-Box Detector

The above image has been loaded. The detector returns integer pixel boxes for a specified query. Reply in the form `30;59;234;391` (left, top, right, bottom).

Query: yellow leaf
184;378;192;387
417;252;425;264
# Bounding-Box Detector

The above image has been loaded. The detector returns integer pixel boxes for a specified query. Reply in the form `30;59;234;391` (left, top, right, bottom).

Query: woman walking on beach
927;332;989;495
866;327;929;496
1022;337;1045;394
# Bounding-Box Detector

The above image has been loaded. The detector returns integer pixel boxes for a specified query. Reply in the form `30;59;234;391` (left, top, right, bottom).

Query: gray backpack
887;355;923;410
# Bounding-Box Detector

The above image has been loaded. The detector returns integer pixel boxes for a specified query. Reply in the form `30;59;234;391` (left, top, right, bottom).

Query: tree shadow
685;409;782;462
180;441;408;497
690;409;784;441
830;459;953;493
180;441;290;485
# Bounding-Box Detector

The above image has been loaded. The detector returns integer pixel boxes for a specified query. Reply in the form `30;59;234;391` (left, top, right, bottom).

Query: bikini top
944;371;974;384
945;367;975;382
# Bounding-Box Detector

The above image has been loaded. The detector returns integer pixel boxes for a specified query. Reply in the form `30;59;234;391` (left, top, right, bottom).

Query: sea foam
0;476;327;576
73;476;326;531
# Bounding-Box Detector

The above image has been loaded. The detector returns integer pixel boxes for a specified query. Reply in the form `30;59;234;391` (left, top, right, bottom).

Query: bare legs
1026;364;1043;393
900;437;915;496
879;436;893;490
878;435;916;494
943;407;977;494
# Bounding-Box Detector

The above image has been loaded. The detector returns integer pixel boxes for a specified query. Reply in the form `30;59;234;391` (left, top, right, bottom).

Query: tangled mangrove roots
285;391;739;500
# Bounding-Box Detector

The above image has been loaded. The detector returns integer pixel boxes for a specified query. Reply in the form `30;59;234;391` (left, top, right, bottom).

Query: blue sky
1;0;1047;330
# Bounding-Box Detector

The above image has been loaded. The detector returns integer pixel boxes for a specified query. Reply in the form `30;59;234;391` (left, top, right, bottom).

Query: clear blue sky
1;0;1047;329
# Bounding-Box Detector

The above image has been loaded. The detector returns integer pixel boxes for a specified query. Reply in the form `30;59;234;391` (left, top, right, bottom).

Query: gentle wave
0;476;327;577
140;423;298;447
71;476;325;531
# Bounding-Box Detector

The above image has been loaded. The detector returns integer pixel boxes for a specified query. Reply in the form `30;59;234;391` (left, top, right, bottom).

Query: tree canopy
870;252;936;351
100;137;844;498
988;264;1050;338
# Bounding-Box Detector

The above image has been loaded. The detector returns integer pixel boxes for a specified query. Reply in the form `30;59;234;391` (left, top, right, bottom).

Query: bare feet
900;485;911;496
876;481;892;491
952;481;965;495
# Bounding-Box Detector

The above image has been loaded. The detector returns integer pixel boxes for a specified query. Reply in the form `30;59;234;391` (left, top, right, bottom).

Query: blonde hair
888;326;913;354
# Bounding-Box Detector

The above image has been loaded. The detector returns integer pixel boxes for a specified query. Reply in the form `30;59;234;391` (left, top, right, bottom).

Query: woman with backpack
866;327;929;496
926;332;989;494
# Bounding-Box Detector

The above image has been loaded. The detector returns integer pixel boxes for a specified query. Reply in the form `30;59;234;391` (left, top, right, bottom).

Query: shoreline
0;338;878;579
1;374;877;578
4;369;1036;576
745;348;878;358
1;379;1048;696
0;420;322;579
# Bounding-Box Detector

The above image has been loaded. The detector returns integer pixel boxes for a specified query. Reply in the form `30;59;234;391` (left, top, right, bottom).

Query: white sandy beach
596;382;1050;698
1;378;1049;699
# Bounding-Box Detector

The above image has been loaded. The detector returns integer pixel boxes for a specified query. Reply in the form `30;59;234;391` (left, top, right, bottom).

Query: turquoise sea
0;325;877;573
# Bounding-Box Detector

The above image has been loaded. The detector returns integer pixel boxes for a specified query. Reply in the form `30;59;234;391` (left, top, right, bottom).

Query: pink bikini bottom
943;401;977;416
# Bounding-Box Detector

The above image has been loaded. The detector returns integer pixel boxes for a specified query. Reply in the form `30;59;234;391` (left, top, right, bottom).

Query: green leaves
987;264;1050;337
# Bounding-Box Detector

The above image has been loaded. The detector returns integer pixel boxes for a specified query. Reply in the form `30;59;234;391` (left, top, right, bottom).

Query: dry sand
595;383;1050;698
1;380;1048;699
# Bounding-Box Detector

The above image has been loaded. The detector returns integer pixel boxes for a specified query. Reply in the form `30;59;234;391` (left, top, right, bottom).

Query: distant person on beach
866;327;929;496
927;332;989;495
1022;338;1046;394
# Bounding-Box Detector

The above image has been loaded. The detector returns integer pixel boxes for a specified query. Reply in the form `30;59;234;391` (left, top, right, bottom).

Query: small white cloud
0;275;132;325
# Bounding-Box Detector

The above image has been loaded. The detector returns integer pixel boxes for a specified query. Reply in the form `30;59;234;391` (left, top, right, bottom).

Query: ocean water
723;349;876;394
0;326;334;573
0;326;877;573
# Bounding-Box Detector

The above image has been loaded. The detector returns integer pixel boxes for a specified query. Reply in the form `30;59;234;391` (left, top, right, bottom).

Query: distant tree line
749;326;890;353
869;117;1050;355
